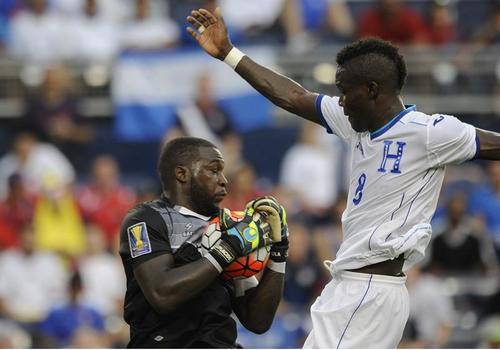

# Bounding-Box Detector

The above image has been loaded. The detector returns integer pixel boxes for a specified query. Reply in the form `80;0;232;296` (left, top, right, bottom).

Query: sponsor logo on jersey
128;222;152;258
183;223;194;237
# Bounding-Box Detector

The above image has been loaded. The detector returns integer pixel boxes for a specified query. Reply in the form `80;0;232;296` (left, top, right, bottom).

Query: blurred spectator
283;221;324;308
0;318;32;348
359;0;428;44
219;133;246;179
219;0;303;45
120;0;180;51
33;174;86;257
425;0;457;45
68;0;120;63
50;0;130;23
0;225;67;328
78;226;126;318
469;161;500;258
168;72;236;148
0;173;35;249
221;163;263;211
0;221;17;251
296;0;354;43
403;266;454;348
77;155;136;248
70;327;112;348
8;0;70;63
473;1;500;45
279;122;344;222
165;72;247;180
0;131;75;200
39;271;108;347
23;64;94;167
428;193;498;276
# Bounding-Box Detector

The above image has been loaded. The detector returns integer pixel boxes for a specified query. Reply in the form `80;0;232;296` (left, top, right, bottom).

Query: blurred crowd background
0;0;500;348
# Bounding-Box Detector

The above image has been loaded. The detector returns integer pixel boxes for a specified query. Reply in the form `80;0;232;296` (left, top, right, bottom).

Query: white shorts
303;271;409;349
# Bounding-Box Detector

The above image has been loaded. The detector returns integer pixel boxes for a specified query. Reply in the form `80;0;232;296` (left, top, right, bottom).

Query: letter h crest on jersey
377;140;406;174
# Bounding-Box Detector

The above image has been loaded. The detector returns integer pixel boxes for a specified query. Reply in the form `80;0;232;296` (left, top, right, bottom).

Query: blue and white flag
112;47;276;141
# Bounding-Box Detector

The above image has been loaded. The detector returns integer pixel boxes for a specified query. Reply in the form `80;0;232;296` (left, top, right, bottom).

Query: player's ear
175;165;189;184
367;81;379;99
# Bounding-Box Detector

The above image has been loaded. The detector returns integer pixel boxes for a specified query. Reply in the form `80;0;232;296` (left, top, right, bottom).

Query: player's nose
219;172;228;187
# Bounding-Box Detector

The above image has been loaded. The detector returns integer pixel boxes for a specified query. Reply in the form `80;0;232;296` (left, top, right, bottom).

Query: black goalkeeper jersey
119;197;237;348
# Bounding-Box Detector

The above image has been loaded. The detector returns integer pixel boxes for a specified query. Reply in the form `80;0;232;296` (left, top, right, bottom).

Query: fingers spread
187;16;203;29
191;10;211;28
199;8;217;24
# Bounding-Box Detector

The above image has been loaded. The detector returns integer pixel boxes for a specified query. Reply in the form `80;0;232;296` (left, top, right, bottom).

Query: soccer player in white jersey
187;8;500;348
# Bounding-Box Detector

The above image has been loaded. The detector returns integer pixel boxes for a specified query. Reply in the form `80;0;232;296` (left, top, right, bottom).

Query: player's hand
246;196;289;262
186;8;233;61
219;207;271;256
245;196;282;243
208;207;271;270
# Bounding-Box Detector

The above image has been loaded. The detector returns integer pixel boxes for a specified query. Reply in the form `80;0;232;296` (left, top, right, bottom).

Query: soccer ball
201;210;270;280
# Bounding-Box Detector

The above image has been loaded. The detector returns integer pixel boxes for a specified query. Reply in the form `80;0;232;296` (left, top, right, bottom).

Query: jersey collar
370;105;417;140
174;205;211;221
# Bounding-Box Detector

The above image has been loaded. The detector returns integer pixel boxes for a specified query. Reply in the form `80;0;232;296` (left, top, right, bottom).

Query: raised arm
186;8;320;124
476;128;500;160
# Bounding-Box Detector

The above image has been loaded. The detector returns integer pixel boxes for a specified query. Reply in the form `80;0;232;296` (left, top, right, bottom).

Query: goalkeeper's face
189;147;228;217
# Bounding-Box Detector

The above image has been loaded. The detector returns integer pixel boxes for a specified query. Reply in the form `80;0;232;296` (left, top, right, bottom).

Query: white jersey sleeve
316;95;355;141
426;114;478;168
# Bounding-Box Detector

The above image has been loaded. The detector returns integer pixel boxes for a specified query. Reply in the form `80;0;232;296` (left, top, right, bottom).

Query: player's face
335;67;374;132
189;147;228;216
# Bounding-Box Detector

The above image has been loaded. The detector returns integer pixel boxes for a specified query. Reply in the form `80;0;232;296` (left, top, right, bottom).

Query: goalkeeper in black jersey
119;137;289;348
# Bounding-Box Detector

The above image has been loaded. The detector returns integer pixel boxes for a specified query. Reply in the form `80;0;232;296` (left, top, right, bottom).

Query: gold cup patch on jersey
127;222;152;258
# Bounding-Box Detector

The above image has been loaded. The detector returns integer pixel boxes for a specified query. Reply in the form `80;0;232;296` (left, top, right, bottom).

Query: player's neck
371;97;406;132
169;192;204;216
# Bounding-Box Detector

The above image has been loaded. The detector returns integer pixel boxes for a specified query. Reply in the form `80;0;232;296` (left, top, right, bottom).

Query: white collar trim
174;205;211;221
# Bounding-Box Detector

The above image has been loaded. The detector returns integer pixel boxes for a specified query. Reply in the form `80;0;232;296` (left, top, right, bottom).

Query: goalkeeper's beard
189;178;220;217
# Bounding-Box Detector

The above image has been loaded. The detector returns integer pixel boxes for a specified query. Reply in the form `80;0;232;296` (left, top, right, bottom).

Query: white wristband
267;261;286;274
223;47;245;70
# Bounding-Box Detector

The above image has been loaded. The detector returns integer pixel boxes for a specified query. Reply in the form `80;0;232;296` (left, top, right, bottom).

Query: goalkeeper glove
246;196;289;263
245;196;282;243
208;207;271;271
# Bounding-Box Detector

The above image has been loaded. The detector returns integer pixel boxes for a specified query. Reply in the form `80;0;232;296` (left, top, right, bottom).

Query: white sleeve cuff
267;261;286;274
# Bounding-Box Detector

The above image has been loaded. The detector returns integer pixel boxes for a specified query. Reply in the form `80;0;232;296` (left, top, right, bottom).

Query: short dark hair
157;137;217;193
336;38;407;92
